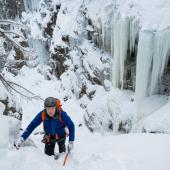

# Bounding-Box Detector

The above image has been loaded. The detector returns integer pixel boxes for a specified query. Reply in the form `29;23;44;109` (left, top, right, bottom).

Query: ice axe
63;145;72;166
63;152;69;166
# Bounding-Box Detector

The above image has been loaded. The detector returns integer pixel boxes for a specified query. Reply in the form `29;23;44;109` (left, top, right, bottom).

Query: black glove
41;134;50;144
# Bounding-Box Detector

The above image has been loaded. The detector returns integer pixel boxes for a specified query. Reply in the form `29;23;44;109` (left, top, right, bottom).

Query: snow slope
1;113;170;170
1;0;170;169
15;0;170;133
1;67;170;170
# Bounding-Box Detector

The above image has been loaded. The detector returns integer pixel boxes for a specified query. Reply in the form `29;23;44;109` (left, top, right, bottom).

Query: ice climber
15;97;75;159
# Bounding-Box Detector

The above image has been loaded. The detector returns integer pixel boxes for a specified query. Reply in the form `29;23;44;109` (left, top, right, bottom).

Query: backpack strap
55;98;63;124
59;110;62;124
42;110;62;124
41;109;63;140
42;111;46;121
41;111;46;131
56;99;62;110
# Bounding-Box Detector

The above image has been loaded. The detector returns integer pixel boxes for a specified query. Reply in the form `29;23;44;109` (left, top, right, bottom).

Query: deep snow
1;108;170;170
1;0;170;169
0;66;170;170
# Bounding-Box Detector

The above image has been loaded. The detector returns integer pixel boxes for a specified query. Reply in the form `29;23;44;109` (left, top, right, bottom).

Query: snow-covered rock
0;102;5;115
1;0;170;136
0;115;20;148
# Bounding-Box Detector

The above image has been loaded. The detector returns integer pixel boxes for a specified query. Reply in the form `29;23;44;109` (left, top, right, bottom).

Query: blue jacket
21;110;75;142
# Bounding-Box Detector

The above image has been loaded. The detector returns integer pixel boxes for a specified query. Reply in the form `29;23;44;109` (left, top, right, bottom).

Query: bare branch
5;35;30;52
0;28;25;39
0;32;36;59
0;74;44;101
0;20;29;30
0;29;31;54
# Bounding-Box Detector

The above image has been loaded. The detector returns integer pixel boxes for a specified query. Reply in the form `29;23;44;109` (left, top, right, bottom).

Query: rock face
0;0;28;73
0;0;36;119
0;0;25;19
0;97;22;120
0;38;6;73
51;46;69;79
25;0;170;100
1;0;170;133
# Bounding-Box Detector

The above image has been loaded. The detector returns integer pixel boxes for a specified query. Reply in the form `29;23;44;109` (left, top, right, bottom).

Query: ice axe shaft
63;153;69;166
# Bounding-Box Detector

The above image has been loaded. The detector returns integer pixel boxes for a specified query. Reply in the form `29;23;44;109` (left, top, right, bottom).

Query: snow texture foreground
0;114;170;170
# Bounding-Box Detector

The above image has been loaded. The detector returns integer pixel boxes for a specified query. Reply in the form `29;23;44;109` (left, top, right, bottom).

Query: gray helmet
44;97;56;107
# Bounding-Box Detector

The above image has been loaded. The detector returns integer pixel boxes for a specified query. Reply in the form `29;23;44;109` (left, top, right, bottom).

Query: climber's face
46;107;56;117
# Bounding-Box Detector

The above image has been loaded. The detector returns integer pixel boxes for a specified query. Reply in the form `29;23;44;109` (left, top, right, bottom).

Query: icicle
105;24;111;52
99;23;103;48
102;22;105;49
0;38;6;72
119;18;130;88
112;18;120;88
23;0;41;13
28;39;50;64
23;0;50;64
111;20;114;57
135;30;154;120
112;18;130;89
135;29;170;120
129;17;140;55
149;29;170;95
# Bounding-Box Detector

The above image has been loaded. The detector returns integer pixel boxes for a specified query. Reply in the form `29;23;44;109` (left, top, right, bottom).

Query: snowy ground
1;0;170;169
0;66;170;170
1;108;170;170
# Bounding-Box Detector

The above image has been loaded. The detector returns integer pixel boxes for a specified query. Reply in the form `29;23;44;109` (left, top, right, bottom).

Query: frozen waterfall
135;29;170;120
149;29;170;96
135;30;155;119
23;0;50;64
111;18;130;89
23;0;41;13
28;39;49;64
110;17;140;89
92;16;170;121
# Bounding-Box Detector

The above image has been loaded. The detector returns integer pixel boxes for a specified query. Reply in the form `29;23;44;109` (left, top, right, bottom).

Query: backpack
41;98;63;140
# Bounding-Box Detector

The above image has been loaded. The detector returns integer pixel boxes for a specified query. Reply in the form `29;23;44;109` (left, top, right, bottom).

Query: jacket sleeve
21;111;42;141
62;111;75;142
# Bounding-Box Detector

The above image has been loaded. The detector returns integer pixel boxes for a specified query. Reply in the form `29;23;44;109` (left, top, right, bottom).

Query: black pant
44;137;66;156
